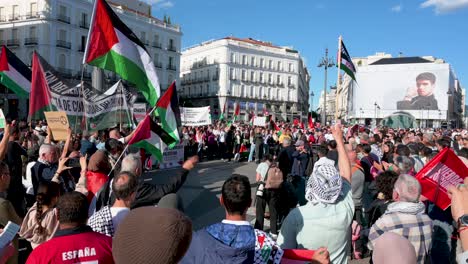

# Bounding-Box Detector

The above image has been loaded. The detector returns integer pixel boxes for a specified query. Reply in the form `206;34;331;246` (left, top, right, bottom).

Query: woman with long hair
19;181;61;249
381;141;394;164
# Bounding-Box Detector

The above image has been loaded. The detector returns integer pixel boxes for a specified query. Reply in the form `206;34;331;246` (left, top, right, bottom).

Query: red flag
270;119;280;131
416;148;467;210
234;102;240;116
308;112;314;129
293;118;299;126
29;52;54;120
282;249;316;262
300;122;305;130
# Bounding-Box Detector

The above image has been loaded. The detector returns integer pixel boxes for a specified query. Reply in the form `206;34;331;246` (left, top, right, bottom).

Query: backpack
266;164;283;189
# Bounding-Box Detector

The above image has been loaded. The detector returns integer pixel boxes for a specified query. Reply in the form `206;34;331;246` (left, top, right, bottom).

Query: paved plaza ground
143;160;368;263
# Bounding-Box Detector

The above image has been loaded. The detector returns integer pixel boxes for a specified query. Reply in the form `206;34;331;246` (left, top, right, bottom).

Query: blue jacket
180;222;255;264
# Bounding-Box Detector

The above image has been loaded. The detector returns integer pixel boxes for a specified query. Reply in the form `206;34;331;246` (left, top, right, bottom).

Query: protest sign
415;148;467;210
44;111;69;141
180;106;212;126
253;116;266;126
0;109;5;128
133;103;147;123
160;144;184;169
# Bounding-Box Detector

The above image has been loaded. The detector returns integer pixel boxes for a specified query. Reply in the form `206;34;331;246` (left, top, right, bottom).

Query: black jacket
95;169;190;210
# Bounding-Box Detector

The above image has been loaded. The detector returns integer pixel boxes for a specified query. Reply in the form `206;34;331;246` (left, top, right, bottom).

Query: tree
167;16;172;25
163;15;167;24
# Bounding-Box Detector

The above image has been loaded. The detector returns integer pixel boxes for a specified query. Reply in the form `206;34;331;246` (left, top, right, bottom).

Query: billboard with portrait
351;62;450;119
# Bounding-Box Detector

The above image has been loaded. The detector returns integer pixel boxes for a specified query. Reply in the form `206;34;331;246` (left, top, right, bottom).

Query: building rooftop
370;57;432;65
223;37;282;49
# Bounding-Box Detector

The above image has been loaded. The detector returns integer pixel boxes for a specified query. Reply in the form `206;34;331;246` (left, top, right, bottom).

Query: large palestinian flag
29;52;55;120
0;45;31;98
156;81;181;147
128;115;177;162
339;39;357;81
84;0;160;106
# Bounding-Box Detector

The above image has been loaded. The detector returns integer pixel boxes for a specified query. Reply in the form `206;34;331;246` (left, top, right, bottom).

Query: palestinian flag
156;81;181;147
233;102;240;122
339;39;357;81
84;0;160;106
308;112;314;129
219;102;226;121
29;52;55;120
0;45;31;98
128;115;176;162
270;116;280;132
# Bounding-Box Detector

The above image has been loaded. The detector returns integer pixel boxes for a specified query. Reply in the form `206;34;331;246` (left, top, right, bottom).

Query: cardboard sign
416;148;467;210
180;106;212;126
253;116;266;126
44;111;69;141
0;109;5;128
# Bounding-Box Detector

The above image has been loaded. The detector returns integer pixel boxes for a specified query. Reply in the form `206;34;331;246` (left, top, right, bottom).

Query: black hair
105;138;124;153
262;154;274;163
383;141;394;154
362;144;372;154
416;72;436;84
407;143;420;155
112;171;138;200
436;138;451;149
395;144;410;157
422;147;433;157
376;171;399;201
35;182;61;235
327;140;337;150
317;146;328;157
221;174;251;215
373;134;382;144
57;192;89;225
459;148;468;160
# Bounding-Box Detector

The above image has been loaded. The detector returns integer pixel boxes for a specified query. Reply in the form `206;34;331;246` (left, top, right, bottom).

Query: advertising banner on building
352;63;450;118
180;106;212;126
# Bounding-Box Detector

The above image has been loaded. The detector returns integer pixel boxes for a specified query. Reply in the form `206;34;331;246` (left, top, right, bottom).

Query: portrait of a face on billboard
353;63;449;113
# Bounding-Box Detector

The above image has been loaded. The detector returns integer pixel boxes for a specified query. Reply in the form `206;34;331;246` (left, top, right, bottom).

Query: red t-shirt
26;227;113;264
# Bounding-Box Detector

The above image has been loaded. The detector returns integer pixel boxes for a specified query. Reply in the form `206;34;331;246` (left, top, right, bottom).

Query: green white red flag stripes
128;115;176;162
156;81;181;147
338;38;357;81
29;51;55;120
0;45;31;98
84;0;160;106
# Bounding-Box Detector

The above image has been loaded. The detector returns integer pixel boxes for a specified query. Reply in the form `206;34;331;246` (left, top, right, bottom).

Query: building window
288;76;292;86
12;5;19;18
276;89;280;99
241;85;245;97
251;57;255;67
30;2;38;15
250;86;254;97
58;29;66;41
242;55;247;65
259;73;264;83
229;68;234;80
268;88;271;98
259;87;263;97
0;30;3;42
30;27;37;38
59;5;66;16
260;58;264;68
277;61;282;71
230;53;235;63
250;71;254;82
268;60;272;69
58;54;66;68
11;28;18;40
0;7;4;21
277;75;281;84
268;74;272;84
288;63;293;72
288;90;293;101
241;70;246;81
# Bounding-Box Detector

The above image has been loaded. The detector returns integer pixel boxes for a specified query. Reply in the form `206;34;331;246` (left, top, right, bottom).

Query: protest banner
160;143;184;169
253;116;266;126
133;103;147;123
415;148;467;210
180;106;212;126
44;111;69;141
0;109;5;128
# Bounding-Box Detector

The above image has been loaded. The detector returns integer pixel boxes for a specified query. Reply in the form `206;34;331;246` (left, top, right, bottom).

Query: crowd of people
0;118;468;264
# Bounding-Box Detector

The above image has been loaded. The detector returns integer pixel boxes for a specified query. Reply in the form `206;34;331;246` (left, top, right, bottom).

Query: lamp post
447;90;453;128
318;48;335;125
438;110;442;128
359;107;363;123
374;102;379;126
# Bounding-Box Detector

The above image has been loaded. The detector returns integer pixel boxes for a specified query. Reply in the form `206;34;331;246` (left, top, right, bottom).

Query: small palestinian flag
128;115;176;162
339;38;357;81
0;45;31;98
156;81;181;147
29;52;55;120
84;0;160;106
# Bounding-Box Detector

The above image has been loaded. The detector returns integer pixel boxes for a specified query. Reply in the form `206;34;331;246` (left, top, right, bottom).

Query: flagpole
336;35;342;122
119;81;123;131
74;64;88;133
83;0;98;64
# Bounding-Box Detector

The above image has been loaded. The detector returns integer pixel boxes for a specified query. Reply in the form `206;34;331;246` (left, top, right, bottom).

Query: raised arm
331;124;352;184
0;125;11;161
60;128;72;159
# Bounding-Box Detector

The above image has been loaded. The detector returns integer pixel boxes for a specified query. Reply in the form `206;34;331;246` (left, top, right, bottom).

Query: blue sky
148;0;468;109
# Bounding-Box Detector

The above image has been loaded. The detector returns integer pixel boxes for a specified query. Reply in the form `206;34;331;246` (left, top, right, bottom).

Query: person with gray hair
368;174;433;263
88;171;138;237
120;153;142;176
30;144;61;195
394;155;415;175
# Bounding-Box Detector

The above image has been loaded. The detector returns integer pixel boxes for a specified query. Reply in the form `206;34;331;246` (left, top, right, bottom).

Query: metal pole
323;58;328;125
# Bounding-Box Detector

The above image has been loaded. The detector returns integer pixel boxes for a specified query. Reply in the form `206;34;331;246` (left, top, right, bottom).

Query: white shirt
110;207;130;232
24;161;36;195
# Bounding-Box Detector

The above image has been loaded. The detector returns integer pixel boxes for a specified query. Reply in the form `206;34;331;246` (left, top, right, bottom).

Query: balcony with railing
24;37;38;45
56;40;71;49
79;20;89;29
167;64;176;71
167;45;177;52
26;12;39;19
57;14;70;24
57;68;73;78
9;14;20;21
152;42;162;49
154;61;162;68
7;39;20;47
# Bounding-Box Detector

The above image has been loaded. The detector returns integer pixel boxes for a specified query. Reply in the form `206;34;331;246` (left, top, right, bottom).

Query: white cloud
144;0;174;9
420;0;468;13
391;4;402;12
